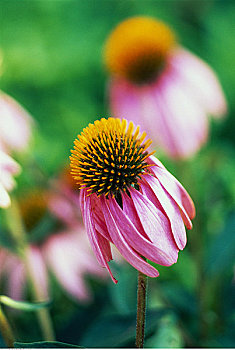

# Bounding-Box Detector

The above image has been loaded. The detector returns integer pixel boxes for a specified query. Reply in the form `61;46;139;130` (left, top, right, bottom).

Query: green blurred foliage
0;0;234;348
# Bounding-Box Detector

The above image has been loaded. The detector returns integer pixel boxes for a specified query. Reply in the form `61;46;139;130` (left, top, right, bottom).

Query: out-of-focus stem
136;270;148;348
5;198;55;341
0;305;14;347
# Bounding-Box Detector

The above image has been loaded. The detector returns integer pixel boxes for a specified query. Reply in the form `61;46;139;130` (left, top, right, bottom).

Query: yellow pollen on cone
70;117;153;197
104;16;175;84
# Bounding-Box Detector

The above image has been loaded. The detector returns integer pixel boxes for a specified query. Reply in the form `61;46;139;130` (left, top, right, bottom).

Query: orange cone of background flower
104;17;227;159
70;117;195;282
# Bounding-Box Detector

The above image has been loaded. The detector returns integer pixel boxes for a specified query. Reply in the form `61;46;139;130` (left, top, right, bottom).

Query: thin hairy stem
136;269;148;348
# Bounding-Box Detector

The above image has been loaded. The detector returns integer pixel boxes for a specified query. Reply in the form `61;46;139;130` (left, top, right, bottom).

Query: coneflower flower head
70;118;195;282
105;17;175;84
105;17;227;159
70;118;154;199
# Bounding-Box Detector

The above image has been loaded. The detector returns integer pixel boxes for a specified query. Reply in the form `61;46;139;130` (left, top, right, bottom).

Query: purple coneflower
104;17;227;159
70;117;195;283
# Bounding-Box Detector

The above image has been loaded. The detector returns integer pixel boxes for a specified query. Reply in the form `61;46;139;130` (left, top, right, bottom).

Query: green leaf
14;341;82;348
0;295;52;311
80;308;168;348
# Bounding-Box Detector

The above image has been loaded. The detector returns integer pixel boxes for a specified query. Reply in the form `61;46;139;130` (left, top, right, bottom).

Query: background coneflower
104;16;227;159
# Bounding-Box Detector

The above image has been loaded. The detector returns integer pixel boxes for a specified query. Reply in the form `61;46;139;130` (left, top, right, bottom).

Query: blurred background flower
0;188;108;304
105;16;227;159
0;91;33;154
0;0;234;348
0;150;20;208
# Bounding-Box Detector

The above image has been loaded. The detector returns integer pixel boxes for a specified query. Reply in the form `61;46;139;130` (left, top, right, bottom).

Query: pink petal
149;160;195;225
43;234;91;301
0;92;33;152
152;70;208;158
122;192;148;239
5;257;26;301
26;246;49;300
0;182;11;208
48;192;78;226
109;78;145;126
101;196;159;277
82;190;116;283
110;194;177;266
90;194;112;242
171;48;227;118
130;187;179;261
142;174;187;250
0;151;21;175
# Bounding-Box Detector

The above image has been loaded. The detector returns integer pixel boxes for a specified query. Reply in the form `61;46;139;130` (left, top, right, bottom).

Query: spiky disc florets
70;118;154;198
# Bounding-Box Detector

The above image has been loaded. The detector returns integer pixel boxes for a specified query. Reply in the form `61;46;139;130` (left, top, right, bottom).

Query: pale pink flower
0;246;48;301
70;118;195;283
0;150;20;208
0;91;33;153
105;17;227;159
0;190;107;302
42;228;107;301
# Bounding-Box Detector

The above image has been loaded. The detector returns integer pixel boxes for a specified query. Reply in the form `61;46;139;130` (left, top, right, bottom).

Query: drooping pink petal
122;192;147;238
0;182;11;208
43;229;108;301
90;194;112;242
4;256;26;301
101;196;159;277
26;246;49;300
109;194;177;266
48;192;78;226
109;76;176;154
142;174;187;250
109;78;145;126
130;187;179;261
0;151;20;171
171;48;227;118
43;233;91;301
82;190;117;283
148;159;195;225
152;69;208;158
0;92;33;152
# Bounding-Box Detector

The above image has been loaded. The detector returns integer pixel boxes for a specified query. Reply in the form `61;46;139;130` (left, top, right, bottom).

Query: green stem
4;198;55;341
136;270;148;348
0;305;15;347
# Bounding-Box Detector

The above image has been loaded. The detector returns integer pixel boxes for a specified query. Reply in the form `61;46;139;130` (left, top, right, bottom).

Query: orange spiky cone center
70;117;154;198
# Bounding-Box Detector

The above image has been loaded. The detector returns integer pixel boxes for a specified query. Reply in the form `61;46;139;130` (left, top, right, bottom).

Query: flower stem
4;198;55;341
136;270;148;348
0;305;15;347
